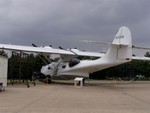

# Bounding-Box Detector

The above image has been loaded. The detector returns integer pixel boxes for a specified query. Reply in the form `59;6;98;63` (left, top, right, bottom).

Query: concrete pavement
0;80;150;113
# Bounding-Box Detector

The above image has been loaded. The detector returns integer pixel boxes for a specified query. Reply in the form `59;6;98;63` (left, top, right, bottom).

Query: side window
62;65;66;69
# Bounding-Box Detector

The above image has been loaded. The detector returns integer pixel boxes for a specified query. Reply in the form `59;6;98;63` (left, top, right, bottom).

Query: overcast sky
0;0;150;55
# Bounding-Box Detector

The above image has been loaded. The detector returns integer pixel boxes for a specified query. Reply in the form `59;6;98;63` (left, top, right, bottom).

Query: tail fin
112;26;132;46
106;26;132;61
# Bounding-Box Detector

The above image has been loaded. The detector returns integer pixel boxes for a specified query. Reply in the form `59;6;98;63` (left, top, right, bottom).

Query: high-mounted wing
0;44;74;55
82;40;111;45
132;56;150;61
0;44;103;57
132;45;150;61
69;48;105;57
132;45;150;50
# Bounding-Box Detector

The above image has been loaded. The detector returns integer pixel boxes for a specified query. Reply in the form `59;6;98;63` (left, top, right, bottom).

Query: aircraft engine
41;64;55;76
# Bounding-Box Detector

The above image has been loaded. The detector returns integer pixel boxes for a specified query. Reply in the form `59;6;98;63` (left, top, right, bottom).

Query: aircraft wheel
47;75;52;84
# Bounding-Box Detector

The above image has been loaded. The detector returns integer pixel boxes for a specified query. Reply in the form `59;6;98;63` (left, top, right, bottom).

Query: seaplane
0;26;150;82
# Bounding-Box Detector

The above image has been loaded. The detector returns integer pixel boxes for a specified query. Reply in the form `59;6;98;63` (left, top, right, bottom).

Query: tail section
106;26;132;61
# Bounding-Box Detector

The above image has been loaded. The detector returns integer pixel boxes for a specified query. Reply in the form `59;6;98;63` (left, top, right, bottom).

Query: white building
0;56;8;89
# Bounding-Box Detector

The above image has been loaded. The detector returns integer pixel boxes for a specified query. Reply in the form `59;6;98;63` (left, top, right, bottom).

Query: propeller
59;46;64;49
32;43;38;47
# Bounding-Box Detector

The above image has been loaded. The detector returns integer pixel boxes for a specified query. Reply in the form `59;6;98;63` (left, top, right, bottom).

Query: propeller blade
59;46;64;49
32;43;38;47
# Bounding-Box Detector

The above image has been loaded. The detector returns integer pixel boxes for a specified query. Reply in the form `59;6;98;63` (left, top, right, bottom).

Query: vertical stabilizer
106;26;132;61
112;26;132;46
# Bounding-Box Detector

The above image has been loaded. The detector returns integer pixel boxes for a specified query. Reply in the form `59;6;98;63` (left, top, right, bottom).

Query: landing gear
46;75;52;84
0;83;3;92
83;78;85;85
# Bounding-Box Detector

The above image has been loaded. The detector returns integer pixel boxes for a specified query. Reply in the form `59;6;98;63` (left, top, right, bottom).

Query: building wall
0;56;8;87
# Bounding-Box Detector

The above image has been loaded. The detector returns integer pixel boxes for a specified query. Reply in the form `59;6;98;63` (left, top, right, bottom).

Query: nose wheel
46;75;52;84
